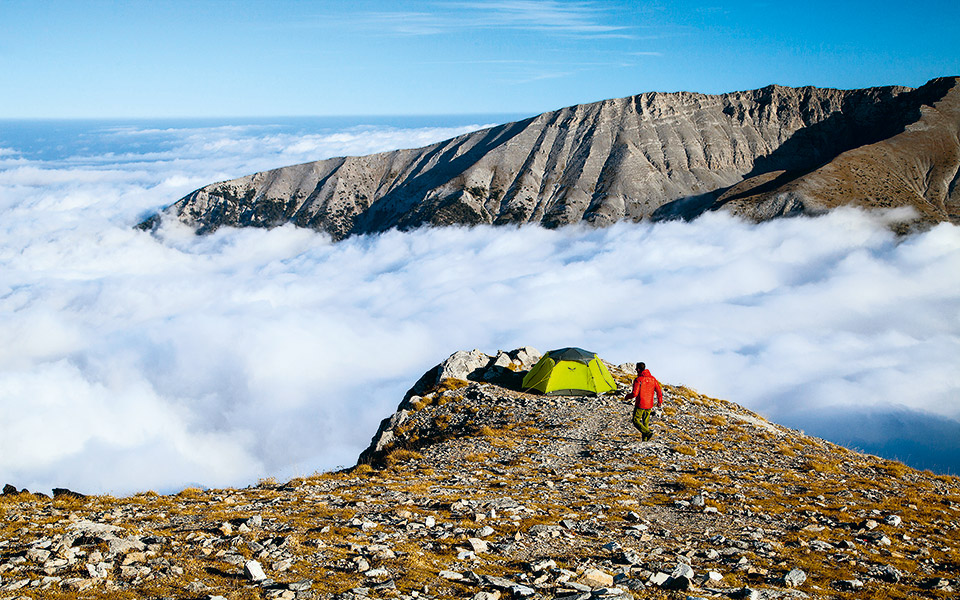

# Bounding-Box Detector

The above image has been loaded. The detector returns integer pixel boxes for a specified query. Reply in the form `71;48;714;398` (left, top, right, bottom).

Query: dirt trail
535;389;676;471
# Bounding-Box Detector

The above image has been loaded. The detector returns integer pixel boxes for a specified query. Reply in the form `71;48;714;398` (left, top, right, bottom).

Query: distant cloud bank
1;120;958;495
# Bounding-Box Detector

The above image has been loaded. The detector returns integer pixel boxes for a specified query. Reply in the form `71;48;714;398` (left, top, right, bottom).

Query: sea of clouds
1;119;959;495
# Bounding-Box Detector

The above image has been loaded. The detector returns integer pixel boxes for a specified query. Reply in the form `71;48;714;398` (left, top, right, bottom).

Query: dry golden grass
384;448;425;466
675;473;702;490
435;378;470;393
708;414;727;426
775;443;798;457
673;444;697;456
464;452;498;463
176;486;205;499
800;457;842;475
352;463;374;475
703;441;724;452
879;460;911;478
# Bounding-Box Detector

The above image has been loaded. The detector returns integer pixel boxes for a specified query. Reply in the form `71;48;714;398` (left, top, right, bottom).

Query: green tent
522;347;617;396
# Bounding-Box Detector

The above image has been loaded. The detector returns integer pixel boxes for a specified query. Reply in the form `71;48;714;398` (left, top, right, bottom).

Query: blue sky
2;0;958;118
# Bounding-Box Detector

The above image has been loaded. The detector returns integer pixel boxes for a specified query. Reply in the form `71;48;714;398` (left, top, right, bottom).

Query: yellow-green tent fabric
522;347;617;396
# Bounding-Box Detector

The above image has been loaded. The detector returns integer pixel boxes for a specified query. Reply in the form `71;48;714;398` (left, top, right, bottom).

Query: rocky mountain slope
2;348;959;600
142;78;960;239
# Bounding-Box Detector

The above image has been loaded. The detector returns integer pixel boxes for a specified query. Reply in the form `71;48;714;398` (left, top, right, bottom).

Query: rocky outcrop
358;347;541;465
1;348;958;600
142;77;960;239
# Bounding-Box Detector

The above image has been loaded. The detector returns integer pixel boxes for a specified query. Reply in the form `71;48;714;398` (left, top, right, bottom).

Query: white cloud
454;1;628;34
355;1;629;38
1;122;958;495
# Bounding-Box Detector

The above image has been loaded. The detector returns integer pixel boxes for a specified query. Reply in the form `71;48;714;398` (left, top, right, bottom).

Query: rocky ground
2;348;959;600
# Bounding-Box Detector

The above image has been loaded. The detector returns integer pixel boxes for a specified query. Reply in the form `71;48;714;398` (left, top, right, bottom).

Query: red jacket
627;369;663;409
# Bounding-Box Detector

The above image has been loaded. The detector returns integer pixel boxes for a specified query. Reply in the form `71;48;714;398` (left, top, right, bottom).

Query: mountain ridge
141;77;960;239
2;347;958;599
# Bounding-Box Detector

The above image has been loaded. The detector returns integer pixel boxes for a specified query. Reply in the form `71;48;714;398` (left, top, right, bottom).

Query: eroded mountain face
2;348;958;599
144;77;960;239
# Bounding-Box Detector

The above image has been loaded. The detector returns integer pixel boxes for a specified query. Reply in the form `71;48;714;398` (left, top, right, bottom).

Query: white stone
108;537;146;555
580;568;614;588
491;352;512;368
26;548;51;563
3;578;26;591
649;572;670;586
671;563;694;578
439;570;463;580
529;558;556;572
354;558;370;572
244;560;267;582
666;563;695;589
86;561;111;579
437;350;490;382
840;579;864;590
784;568;806;587
510;347;542;369
272;559;292;572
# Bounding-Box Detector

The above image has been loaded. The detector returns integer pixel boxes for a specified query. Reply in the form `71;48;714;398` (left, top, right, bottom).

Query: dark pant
632;407;653;440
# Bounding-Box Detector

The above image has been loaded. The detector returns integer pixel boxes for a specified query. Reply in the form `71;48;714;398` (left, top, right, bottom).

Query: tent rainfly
521;347;617;396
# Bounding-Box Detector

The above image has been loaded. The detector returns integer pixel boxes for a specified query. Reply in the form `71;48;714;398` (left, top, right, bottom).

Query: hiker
625;362;663;441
